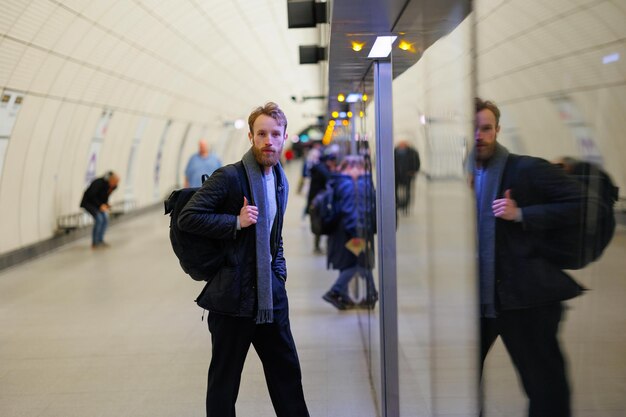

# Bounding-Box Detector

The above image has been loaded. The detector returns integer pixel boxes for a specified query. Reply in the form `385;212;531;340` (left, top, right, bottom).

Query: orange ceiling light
398;40;416;52
351;41;365;52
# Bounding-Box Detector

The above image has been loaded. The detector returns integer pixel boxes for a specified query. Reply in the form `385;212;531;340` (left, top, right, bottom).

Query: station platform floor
1;162;625;417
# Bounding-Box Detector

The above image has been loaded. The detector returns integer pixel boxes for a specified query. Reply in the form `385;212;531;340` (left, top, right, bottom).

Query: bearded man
179;102;310;417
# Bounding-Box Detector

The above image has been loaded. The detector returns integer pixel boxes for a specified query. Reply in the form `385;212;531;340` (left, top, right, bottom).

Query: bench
56;199;137;234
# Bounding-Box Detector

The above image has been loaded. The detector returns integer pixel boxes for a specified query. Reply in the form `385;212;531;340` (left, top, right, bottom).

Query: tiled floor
1;164;625;417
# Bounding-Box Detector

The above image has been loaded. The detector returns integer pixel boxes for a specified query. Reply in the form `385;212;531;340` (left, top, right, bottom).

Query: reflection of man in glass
474;98;583;417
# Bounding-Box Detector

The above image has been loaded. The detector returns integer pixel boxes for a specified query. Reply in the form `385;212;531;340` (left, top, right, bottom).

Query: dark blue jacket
178;161;287;317
327;173;376;271
495;154;585;310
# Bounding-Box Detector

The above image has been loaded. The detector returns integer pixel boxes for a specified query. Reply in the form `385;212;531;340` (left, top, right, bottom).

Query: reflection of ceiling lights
398;40;413;51
346;93;362;103
351;41;365;52
603;52;620;64
368;36;397;58
337;93;346;102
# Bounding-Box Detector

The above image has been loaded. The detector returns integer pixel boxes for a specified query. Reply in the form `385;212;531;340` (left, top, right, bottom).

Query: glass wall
355;8;479;417
474;1;626;416
336;1;625;416
389;15;479;417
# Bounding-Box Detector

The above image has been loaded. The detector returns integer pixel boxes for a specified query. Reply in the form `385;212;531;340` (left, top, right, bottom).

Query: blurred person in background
184;139;222;187
296;141;322;195
80;171;120;249
322;155;378;310
394;140;420;215
306;150;338;254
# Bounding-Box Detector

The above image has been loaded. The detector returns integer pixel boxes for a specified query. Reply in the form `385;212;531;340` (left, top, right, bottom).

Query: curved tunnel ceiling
1;0;325;132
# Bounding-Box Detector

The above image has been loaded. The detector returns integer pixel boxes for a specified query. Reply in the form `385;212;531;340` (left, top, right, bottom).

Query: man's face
249;114;286;169
475;108;500;164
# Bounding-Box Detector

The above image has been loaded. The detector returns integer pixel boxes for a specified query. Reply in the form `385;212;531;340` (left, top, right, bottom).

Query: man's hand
239;197;258;228
99;204;110;213
492;189;521;221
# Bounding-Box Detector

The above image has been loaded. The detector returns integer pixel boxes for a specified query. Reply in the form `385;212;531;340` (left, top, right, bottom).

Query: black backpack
540;161;618;269
309;181;338;236
164;174;225;281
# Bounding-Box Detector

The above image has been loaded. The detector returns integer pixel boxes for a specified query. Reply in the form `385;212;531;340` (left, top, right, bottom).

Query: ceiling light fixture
337;93;346;102
368;36;397;58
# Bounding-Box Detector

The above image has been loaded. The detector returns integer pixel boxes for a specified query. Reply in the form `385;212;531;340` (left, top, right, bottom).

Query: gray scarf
241;149;280;324
475;143;509;318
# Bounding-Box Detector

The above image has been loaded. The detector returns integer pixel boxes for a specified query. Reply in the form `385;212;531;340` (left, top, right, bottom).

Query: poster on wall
175;123;191;187
84;109;113;187
124;116;148;202
550;96;604;167
153;120;172;201
0;89;25;182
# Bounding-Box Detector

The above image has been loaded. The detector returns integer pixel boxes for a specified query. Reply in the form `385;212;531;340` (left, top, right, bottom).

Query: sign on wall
153;120;171;201
124;117;148;202
551;95;604;167
85;109;114;186
0;89;25;182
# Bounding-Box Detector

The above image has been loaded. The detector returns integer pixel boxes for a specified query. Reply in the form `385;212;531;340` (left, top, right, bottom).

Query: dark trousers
481;303;571;417
205;277;309;417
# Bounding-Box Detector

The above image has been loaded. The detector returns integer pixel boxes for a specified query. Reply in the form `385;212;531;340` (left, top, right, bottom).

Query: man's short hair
475;97;501;127
248;102;288;134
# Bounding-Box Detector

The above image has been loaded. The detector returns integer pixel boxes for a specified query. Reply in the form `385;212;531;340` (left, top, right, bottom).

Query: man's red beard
252;145;282;168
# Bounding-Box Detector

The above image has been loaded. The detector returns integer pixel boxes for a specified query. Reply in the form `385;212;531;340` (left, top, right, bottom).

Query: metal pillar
373;59;399;417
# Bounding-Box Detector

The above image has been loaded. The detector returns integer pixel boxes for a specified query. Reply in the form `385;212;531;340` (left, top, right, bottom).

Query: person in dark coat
178;102;309;417
474;98;584;417
322;155;378;310
306;152;337;253
394;140;420;215
80;171;119;248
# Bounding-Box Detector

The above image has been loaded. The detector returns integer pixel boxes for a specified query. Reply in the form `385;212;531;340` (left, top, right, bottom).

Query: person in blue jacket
322;155;378;310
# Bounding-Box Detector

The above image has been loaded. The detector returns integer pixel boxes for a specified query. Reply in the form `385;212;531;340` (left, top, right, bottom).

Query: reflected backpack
309;181;338;235
538;161;618;269
164;174;225;281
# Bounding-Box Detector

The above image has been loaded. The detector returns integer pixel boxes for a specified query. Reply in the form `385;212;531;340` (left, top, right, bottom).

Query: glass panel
475;0;626;415
390;11;479;417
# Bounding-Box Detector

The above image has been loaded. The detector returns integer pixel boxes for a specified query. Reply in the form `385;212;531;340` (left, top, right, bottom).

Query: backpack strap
231;161;249;202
